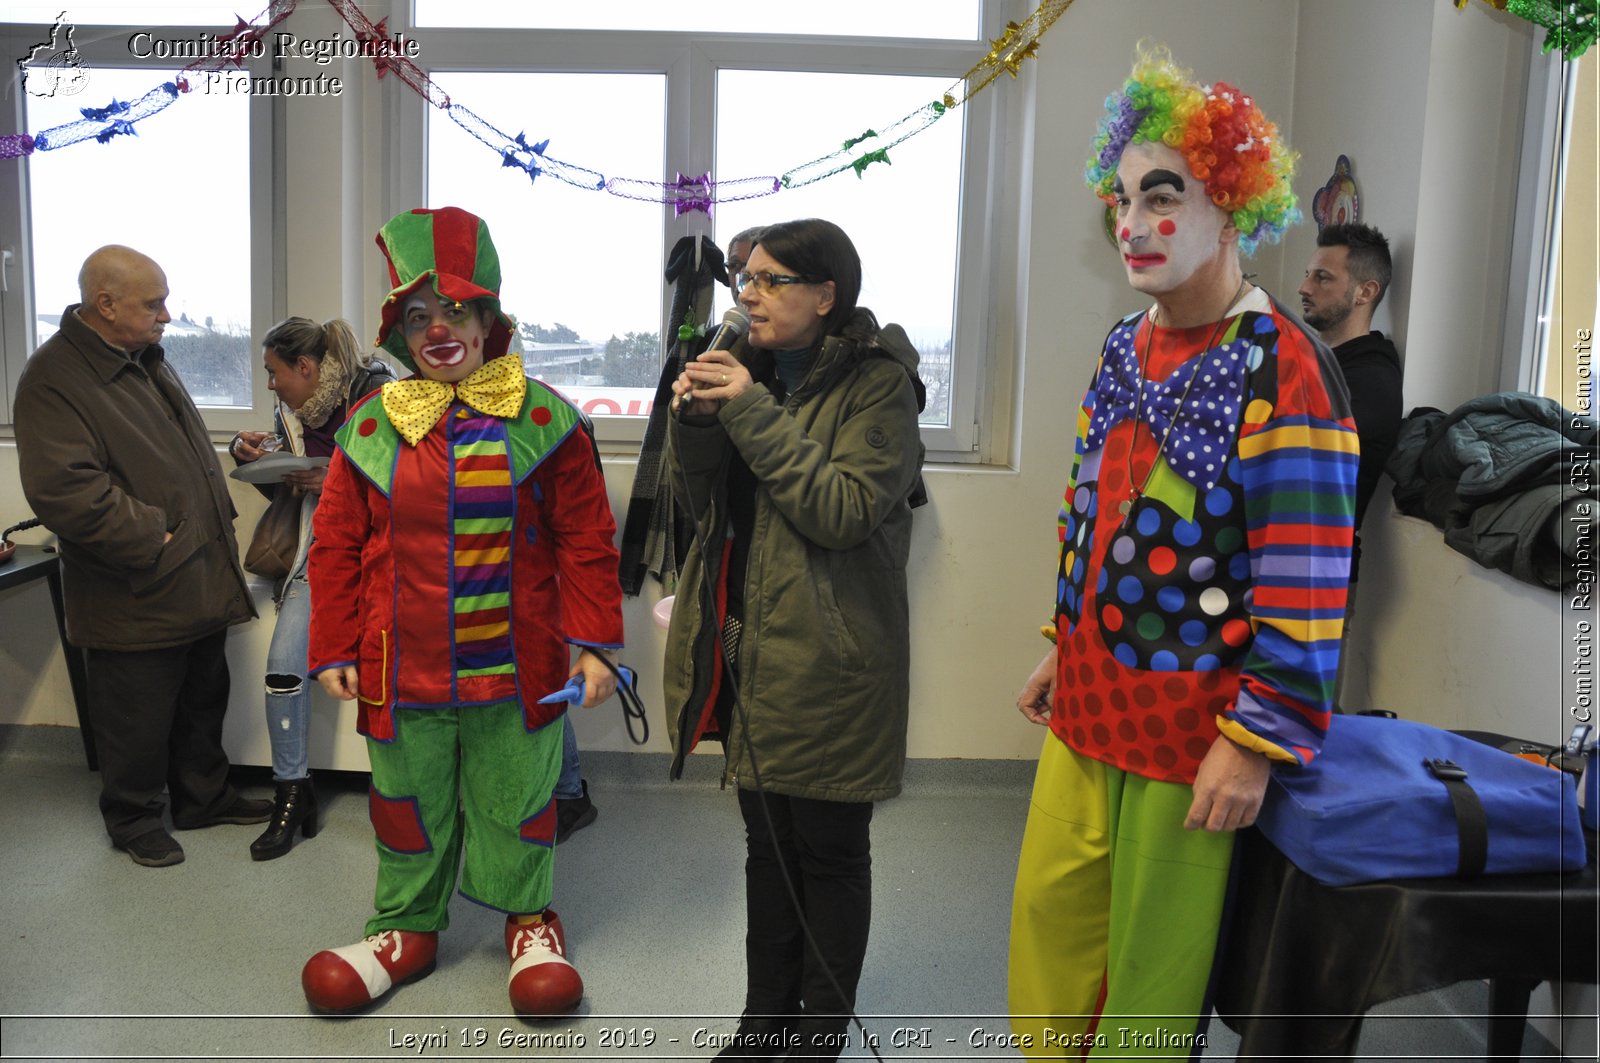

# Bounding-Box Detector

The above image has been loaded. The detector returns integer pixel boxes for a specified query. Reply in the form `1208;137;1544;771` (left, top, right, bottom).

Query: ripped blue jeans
264;558;313;781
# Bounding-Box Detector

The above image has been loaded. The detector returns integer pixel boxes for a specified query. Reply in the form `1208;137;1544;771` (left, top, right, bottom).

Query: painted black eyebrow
1140;168;1186;192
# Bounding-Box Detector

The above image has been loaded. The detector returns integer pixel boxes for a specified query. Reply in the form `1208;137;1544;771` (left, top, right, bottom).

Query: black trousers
737;788;874;1039
85;628;238;844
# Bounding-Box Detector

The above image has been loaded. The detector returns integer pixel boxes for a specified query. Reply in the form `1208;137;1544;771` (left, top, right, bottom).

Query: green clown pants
364;700;562;935
1008;735;1235;1059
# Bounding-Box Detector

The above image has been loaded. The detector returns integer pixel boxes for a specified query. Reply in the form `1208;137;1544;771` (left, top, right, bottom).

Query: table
1215;823;1597;1059
0;544;95;769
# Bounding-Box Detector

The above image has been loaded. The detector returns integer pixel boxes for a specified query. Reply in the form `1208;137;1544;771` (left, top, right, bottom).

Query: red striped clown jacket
306;379;624;741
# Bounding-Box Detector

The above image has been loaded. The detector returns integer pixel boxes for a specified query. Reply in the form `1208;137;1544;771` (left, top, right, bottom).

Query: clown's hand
1185;735;1271;832
573;648;619;708
317;666;360;702
1016;649;1055;726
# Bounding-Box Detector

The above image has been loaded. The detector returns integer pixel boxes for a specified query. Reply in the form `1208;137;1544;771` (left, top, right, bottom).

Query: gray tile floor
0;724;1576;1061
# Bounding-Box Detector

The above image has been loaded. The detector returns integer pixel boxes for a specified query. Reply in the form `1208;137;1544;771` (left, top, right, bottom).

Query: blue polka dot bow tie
1082;328;1247;493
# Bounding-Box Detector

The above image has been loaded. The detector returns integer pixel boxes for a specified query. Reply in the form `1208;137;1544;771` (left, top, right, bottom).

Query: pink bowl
652;595;674;629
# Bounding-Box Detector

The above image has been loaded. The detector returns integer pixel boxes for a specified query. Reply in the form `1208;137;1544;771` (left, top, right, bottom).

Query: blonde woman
229;317;395;860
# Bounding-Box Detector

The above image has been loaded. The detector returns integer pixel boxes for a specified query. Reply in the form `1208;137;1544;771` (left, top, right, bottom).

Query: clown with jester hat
300;206;625;1017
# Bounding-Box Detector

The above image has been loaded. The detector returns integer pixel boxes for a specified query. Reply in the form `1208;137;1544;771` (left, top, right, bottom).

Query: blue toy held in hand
538;666;636;705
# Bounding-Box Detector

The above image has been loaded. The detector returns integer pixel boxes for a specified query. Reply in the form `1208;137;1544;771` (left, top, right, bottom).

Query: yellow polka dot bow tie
380;354;528;446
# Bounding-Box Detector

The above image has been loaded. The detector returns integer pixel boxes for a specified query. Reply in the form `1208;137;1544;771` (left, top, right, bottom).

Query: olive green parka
664;316;925;802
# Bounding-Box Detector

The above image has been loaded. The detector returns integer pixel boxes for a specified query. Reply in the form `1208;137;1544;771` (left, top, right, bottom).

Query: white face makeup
402;291;489;382
1112;142;1233;302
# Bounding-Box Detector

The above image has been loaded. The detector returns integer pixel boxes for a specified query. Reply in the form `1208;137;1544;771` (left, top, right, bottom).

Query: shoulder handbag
1255;712;1587;886
243;490;301;580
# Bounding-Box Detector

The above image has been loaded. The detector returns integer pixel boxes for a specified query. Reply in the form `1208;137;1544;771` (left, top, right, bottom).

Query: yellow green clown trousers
364;700;562;935
1009;735;1234;1059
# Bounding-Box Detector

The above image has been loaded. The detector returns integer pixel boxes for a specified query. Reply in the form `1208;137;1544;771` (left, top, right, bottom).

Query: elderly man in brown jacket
15;245;266;868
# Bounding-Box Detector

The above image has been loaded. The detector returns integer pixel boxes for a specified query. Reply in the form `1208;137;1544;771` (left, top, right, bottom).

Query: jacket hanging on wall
1385;392;1597;590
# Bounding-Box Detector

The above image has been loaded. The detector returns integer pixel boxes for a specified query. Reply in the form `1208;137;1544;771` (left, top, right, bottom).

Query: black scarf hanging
617;234;728;596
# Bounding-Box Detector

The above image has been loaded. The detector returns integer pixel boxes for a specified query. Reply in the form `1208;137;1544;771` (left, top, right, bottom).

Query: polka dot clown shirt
1051;289;1359;784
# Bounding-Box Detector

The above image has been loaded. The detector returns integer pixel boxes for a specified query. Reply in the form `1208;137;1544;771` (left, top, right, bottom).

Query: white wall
1279;0;1434;348
1284;1;1577;745
1283;9;1592;1050
0;0;1570;767
2;3;1589;1046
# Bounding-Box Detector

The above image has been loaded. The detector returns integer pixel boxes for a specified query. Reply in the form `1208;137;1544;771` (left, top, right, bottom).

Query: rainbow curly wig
1086;46;1300;255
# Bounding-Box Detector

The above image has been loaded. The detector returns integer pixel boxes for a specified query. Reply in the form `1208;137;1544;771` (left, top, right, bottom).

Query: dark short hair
752;218;867;341
1317;223;1392;308
727;226;767;255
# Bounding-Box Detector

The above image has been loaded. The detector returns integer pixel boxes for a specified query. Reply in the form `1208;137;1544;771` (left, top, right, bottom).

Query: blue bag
1255;713;1587;886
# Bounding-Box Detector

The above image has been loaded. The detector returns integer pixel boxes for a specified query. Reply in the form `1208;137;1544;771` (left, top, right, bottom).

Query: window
5;4;244;24
25;69;253;407
0;10;271;430
714;69;965;428
1535;56;1595;413
413;1;980;40
427;73;668;416
394;4;999;457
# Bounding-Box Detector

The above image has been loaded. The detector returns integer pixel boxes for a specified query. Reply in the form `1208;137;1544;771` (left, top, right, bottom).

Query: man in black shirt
1298;222;1404;581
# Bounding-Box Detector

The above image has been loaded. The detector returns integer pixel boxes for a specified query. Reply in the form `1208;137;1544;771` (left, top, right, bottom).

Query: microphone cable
667;374;889;1063
590;654;650;746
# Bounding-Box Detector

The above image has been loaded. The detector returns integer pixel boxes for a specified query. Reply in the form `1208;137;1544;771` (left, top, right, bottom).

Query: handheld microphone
704;307;749;353
673;308;750;415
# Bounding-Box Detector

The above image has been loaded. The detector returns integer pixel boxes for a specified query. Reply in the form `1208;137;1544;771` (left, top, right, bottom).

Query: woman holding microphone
665;218;926;1060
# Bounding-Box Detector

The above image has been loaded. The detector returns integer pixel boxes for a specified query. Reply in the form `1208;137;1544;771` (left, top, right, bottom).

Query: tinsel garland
4;0;1076;214
1457;0;1598;57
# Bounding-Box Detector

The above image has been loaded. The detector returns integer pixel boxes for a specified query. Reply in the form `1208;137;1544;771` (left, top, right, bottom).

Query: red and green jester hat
374;205;517;372
308;205;625;742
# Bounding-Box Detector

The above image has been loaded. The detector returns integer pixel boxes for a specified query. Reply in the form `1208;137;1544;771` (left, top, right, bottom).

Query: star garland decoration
4;0;1078;212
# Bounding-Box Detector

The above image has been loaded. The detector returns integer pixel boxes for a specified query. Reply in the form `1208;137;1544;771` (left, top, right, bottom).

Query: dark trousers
85;628;237;844
737;788;873;1042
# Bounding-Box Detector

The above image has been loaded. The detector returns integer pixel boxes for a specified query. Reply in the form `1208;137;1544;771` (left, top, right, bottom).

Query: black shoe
118;828;185;868
174;794;273;829
250;777;319;861
713;1014;794;1061
555;780;597;844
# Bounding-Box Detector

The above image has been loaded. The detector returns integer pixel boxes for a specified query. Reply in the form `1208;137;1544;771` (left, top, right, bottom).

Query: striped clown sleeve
1224;321;1358;765
1051;382;1098;631
1058;384;1097;541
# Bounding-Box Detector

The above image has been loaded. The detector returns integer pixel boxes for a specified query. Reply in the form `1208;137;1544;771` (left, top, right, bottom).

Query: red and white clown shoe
301;929;438;1012
505;910;583;1016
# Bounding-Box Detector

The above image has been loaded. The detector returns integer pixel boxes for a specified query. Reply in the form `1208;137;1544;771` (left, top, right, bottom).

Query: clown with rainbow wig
1084;47;1302;255
1008;47;1357;1055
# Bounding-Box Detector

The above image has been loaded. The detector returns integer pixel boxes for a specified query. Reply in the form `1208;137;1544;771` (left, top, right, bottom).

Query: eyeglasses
735;271;822;294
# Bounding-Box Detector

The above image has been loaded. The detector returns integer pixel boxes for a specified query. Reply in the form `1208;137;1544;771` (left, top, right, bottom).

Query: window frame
0;18;276;433
385;9;1008;460
1504;40;1574;397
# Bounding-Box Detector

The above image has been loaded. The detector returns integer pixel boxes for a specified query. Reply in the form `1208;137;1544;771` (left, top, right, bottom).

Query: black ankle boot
249;777;318;861
712;1014;794;1061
